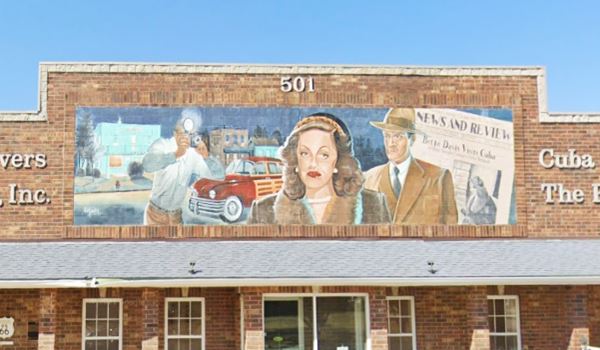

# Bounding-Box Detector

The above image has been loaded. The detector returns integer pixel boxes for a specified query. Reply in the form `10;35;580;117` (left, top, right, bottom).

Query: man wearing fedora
364;108;458;224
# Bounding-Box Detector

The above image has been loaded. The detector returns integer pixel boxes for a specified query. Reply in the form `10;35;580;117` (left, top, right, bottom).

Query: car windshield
226;160;256;175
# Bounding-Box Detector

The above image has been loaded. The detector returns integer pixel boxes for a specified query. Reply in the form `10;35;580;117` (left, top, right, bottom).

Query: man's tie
393;166;402;198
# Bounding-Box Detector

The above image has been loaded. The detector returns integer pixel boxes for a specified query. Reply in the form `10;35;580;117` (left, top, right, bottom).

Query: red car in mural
188;157;283;222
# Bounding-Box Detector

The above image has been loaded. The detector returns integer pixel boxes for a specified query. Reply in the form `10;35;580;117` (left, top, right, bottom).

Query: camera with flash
182;118;203;148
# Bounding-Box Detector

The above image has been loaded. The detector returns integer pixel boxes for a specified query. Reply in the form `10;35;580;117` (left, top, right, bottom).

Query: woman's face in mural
296;128;338;195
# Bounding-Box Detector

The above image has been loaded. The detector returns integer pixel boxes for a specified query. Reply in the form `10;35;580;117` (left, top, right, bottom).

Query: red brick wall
589;286;600;346
3;285;600;349
502;285;599;350
0;288;237;350
466;286;491;350
122;289;144;350
0;67;597;238
56;289;85;350
0;289;39;350
0;70;539;239
199;288;238;350
411;286;471;350
407;285;600;350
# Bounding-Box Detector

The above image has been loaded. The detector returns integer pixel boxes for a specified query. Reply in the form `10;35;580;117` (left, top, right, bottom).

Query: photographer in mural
248;113;391;225
364;108;458;224
142;112;214;225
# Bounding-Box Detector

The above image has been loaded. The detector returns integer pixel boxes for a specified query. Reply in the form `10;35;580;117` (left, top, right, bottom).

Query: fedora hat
370;108;421;134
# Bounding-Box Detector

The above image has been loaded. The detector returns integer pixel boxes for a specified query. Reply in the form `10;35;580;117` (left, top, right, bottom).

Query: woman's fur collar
273;191;362;225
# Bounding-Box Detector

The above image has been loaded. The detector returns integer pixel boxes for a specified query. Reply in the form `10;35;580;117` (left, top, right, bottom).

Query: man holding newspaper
364;108;458;224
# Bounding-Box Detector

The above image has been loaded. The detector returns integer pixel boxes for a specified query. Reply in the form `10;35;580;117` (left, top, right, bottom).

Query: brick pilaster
241;288;263;350
141;288;160;350
566;286;589;350
369;288;388;350
588;286;600;346
38;289;57;350
466;286;490;350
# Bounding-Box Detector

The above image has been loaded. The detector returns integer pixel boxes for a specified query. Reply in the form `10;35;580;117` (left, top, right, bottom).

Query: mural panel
74;107;515;226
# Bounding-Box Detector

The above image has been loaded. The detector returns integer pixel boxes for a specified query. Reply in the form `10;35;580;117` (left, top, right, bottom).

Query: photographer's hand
174;129;189;159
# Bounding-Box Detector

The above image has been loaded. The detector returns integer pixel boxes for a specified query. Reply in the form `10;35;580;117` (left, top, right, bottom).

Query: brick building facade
0;63;599;350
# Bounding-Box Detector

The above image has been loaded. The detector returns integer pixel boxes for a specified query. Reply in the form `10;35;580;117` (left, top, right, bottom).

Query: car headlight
209;190;216;199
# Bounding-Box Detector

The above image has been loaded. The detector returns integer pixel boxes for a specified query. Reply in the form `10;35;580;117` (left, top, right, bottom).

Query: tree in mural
271;129;283;146
253;125;267;138
76;113;95;176
128;161;144;179
76;113;104;177
353;135;387;171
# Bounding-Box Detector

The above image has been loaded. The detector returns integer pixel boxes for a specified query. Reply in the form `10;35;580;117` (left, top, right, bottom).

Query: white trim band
4;275;600;288
92;276;600;287
0;279;92;288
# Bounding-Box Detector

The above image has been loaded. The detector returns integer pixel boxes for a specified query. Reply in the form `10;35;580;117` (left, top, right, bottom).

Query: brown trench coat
363;158;458;224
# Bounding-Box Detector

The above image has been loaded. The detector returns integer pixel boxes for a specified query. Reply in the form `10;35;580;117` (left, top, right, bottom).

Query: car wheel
221;196;243;223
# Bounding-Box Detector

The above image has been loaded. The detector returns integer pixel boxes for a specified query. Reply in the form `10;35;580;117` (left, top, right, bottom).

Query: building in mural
94;119;161;177
249;136;280;158
209;127;250;166
1;63;600;350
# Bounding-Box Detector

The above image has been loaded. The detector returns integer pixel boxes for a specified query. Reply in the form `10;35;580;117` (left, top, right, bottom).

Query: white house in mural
94;118;161;177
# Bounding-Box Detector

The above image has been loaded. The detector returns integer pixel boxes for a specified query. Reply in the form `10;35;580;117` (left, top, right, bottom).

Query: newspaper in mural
411;108;515;224
73;107;515;226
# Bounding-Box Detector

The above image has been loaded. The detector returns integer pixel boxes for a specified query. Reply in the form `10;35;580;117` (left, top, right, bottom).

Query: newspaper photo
411;108;516;224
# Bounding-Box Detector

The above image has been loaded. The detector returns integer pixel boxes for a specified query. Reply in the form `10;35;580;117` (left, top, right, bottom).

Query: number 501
280;76;315;93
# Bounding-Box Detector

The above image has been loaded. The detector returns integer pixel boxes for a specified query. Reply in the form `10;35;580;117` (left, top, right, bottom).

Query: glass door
264;298;313;350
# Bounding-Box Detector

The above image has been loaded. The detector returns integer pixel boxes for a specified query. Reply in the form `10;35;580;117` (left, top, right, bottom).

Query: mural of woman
248;113;391;225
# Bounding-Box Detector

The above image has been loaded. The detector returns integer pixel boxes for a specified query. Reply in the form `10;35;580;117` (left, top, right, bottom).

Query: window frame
487;295;522;350
81;298;123;350
386;296;417;350
164;297;206;350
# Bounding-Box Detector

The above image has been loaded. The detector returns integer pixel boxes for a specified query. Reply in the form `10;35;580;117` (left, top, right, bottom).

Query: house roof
0;239;597;288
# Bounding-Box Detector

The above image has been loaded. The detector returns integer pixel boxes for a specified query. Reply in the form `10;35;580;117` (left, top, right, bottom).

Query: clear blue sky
0;0;598;112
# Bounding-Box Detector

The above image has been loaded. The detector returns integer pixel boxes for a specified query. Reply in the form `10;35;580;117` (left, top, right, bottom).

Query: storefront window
264;295;367;350
83;299;122;350
317;297;366;350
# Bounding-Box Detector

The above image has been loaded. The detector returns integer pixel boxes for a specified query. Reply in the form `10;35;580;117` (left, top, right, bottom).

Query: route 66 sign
0;318;14;339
